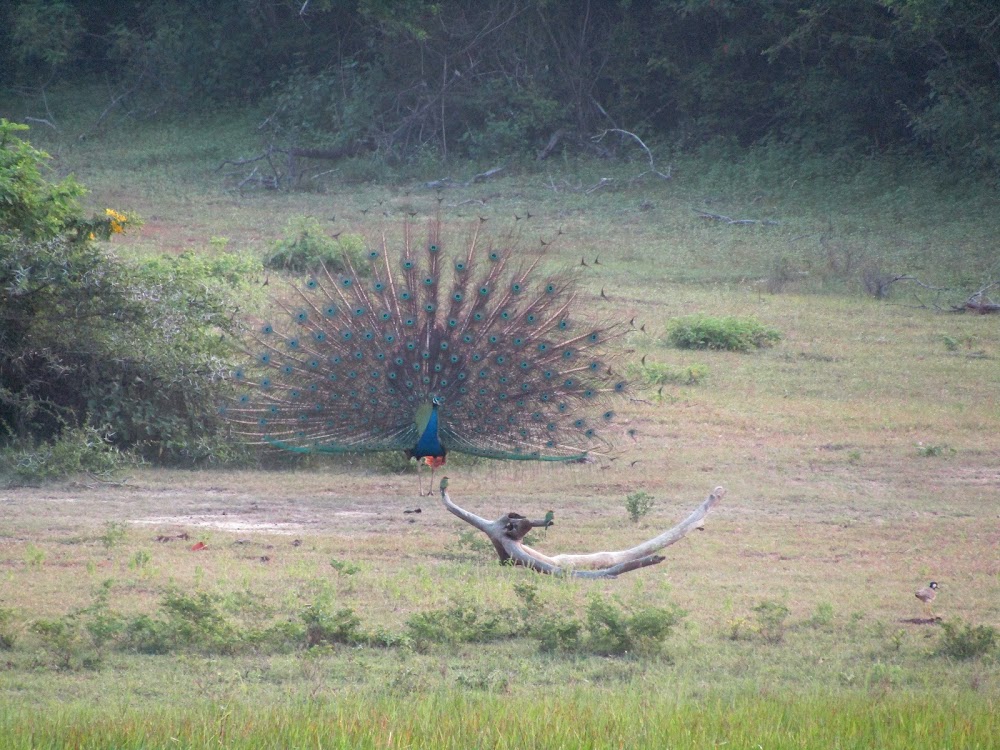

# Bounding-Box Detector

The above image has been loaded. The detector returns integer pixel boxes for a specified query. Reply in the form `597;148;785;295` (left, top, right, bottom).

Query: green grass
1;93;999;747
1;690;996;749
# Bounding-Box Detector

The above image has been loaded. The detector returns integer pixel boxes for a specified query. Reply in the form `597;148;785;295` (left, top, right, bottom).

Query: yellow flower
105;208;128;234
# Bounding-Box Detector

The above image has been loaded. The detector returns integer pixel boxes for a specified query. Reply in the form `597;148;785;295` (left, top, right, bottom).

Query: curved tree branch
438;479;723;578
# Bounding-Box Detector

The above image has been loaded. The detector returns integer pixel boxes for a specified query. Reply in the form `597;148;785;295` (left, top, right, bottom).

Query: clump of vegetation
100;521;129;550
407;599;520;648
806;601;835;630
582;595;683;657
264;217;367;274
625;491;655;523
442;530;496;561
0;607;18;650
936;620;997;660
627;360;709;386
666;315;781;352
329;558;361;576
0;120;259;475
751;600;791;644
0;425;127;485
916;443;956;458
405;586;684;658
301;595;366;648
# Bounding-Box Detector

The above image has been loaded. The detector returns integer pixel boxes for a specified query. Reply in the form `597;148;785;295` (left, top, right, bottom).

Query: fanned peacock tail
223;220;628;465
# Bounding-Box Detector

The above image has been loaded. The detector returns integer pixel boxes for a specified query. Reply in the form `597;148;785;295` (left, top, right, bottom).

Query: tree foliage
1;1;997;173
0;119;257;468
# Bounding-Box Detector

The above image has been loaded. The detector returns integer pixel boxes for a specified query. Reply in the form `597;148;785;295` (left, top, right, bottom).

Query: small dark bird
225;220;629;495
543;510;555;528
915;581;938;615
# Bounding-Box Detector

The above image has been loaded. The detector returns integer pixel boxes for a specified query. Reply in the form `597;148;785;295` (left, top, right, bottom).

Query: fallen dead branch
438;479;723;578
958;281;1000;313
592;128;672;181
694;208;779;226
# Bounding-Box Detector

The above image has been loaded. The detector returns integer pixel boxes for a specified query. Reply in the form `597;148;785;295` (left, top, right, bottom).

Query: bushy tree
0;120;256;471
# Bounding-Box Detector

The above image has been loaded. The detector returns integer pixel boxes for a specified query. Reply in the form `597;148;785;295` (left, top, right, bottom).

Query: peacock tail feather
224;220;628;463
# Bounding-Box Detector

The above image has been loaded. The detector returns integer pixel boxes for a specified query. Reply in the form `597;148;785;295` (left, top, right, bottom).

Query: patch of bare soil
0;470;453;537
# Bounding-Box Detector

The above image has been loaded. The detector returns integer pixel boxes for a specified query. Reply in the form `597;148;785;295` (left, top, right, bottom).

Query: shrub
0;119;84;239
406;599;521;648
627;360;709;387
806;601;835;630
916;443;956;458
157;588;241;654
533;613;584;653
752;600;791;643
0;121;259;470
101;521;129;549
667;315;781;352
0;607;18;650
625;491;655;523
301;596;366;648
937;620;997;660
0;425;127;485
264;217;367;274
584;596;684;657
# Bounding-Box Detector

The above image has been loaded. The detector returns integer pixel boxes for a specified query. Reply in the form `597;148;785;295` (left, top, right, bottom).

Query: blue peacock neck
412;401;444;459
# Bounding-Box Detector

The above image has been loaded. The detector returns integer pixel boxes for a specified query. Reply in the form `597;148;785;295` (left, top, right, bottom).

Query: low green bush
667;315;781;352
407;600;521;648
625;491;654;523
937;619;997;660
584;596;683;657
0;425;128;485
0;607;18;650
301;594;366;647
752;600;791;644
264;217;367;274
627;360;709;386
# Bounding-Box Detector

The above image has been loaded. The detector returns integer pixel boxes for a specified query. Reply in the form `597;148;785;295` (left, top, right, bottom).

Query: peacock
224;219;628;493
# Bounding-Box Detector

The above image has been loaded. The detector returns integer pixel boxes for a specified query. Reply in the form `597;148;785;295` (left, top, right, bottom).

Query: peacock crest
224;220;628;475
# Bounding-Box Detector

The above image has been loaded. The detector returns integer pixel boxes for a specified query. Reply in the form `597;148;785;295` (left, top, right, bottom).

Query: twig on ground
592;128;672;180
694;209;779;226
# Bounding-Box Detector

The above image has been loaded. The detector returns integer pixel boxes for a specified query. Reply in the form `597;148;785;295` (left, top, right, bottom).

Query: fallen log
437;478;723;578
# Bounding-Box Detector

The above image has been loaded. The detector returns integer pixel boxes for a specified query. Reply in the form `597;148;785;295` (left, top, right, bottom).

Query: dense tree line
2;0;997;172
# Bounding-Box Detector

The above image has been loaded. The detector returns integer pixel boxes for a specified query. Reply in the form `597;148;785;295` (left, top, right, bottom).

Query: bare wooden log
438;478;723;578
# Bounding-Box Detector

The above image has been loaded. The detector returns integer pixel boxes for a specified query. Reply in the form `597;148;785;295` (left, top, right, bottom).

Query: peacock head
431;395;444;408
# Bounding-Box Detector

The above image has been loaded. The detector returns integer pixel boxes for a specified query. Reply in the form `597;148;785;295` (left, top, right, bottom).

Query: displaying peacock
224;220;628;493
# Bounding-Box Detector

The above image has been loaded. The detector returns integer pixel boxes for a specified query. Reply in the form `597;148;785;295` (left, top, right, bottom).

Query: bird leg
418;456;447;497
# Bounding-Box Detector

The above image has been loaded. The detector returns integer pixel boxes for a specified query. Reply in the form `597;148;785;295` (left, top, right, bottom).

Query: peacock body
225;221;627;474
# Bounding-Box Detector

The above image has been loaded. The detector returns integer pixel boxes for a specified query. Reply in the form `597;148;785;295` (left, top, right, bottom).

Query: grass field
1;102;998;748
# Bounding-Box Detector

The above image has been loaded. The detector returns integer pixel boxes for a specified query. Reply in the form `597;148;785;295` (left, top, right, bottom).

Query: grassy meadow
1;102;999;748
